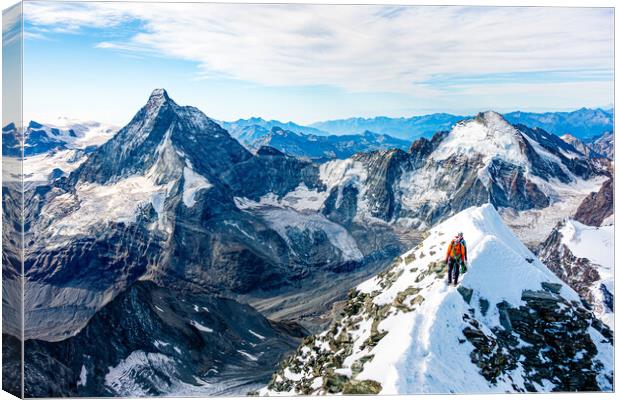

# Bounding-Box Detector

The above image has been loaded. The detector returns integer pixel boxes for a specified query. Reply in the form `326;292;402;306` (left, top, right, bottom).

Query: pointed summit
146;88;172;109
475;110;509;126
71;88;251;186
149;88;169;100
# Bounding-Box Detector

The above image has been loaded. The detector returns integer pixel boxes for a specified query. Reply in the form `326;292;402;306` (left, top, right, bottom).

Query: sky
15;1;615;126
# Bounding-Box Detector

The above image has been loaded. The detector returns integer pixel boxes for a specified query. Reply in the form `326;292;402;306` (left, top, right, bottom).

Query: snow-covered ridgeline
260;204;613;395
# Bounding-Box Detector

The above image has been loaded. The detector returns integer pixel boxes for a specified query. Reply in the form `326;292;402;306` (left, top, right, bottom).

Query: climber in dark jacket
445;232;467;286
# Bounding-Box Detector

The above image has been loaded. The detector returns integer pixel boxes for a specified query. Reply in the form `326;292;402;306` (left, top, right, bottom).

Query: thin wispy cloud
2;3;23;47
24;2;613;96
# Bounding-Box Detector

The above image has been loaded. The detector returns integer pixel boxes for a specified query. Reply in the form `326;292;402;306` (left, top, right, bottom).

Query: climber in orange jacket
445;232;467;286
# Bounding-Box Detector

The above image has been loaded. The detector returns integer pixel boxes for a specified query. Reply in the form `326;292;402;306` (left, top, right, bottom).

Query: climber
445;232;467;286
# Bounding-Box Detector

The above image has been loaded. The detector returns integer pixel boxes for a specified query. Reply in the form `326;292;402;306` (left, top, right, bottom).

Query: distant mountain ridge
238;126;411;161
220;117;328;137
310;113;465;140
224;107;613;141
503;108;613;140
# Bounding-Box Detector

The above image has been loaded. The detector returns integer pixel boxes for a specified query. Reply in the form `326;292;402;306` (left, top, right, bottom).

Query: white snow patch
23;149;87;186
249;329;266;340
182;166;212;207
104;351;175;396
40;173;170;238
234;183;328;213
77;365;87;387
601;214;614;226
190;320;214;333
560;220;613;273
44;117;118;148
153;340;170;349
237;350;258;362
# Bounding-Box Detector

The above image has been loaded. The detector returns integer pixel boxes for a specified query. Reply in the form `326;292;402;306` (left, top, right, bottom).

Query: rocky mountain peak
431;111;524;165
476;110;505;124
147;88;171;106
140;88;177;126
70;89;251;186
28;120;44;129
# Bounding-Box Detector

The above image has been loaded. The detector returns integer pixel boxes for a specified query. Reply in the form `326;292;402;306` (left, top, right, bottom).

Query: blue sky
20;1;614;126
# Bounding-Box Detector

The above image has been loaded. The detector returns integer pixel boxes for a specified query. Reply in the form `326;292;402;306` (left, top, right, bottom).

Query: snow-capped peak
261;204;613;395
432;111;524;164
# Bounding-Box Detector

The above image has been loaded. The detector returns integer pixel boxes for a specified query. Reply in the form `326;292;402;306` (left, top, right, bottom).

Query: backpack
450;238;464;261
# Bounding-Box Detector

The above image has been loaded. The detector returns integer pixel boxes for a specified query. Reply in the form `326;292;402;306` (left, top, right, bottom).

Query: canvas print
1;1;615;397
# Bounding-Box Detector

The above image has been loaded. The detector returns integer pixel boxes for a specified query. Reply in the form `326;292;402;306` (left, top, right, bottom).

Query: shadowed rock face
536;220;613;325
515;124;598;180
537;225;602;303
221;146;323;200
573;178;613;227
22;280;307;398
351;149;410;222
588;131;614;160
486;158;549;210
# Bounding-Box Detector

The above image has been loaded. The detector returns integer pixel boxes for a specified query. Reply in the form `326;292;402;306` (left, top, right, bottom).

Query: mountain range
235;126;411;161
224;108;613;142
4;89;614;396
309;113;464;140
220;117;328;137
503;108;614;140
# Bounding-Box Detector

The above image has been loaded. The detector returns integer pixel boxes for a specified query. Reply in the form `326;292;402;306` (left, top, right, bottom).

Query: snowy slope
560;220;613;281
561;220;614;326
260;204;613;395
23;119;118;185
41;117;118;148
537;219;614;328
432;112;525;164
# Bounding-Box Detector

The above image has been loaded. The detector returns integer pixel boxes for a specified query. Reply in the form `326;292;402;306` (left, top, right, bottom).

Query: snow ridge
260;204;613;395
